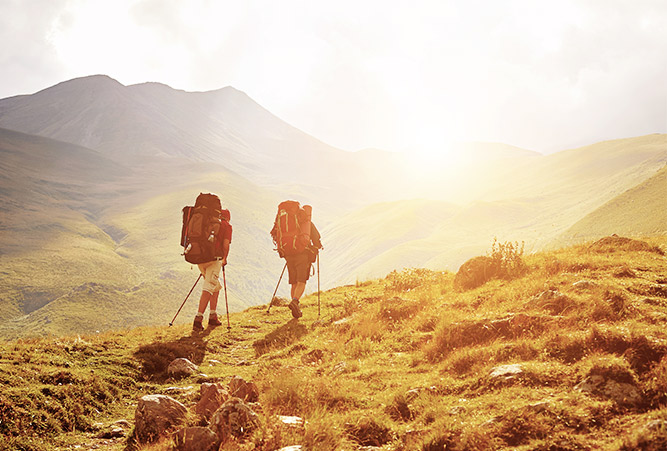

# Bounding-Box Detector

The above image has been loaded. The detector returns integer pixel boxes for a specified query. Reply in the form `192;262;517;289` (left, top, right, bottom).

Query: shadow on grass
253;319;308;356
133;328;212;382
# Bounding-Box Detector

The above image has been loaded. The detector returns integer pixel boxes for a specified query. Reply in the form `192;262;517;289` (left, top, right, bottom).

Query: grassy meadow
1;235;666;450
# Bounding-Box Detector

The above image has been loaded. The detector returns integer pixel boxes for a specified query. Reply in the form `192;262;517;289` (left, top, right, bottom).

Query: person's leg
288;254;309;319
291;282;306;301
194;261;221;330
197;290;212;314
208;291;222;326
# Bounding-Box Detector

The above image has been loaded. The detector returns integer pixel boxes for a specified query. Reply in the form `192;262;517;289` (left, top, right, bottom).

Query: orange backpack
270;200;312;257
181;193;222;264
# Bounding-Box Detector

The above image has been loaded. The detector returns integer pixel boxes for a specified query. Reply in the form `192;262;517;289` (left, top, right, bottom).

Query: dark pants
285;252;311;284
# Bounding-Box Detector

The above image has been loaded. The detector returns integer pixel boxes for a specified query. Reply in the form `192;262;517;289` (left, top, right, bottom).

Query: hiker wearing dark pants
285;223;322;319
193;209;232;331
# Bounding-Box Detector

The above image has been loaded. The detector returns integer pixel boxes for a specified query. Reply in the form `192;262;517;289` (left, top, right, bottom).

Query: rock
195;382;230;420
167;358;199;378
209;397;260;444
96;425;125;439
172;426;218;451
572;280;597;290
228;376;259;402
278;415;305;427
134;394;188;444
489;364;524;380
574;375;643;406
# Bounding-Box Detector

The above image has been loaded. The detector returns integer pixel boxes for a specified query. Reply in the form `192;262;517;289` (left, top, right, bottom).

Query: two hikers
181;195;321;329
270;201;322;319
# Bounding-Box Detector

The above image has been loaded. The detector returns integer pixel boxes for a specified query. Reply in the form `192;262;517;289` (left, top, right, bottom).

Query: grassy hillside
321;135;667;287
555;166;667;245
0;128;289;339
1;235;666;450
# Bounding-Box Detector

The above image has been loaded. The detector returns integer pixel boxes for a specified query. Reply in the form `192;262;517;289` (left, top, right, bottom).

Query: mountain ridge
0;75;665;339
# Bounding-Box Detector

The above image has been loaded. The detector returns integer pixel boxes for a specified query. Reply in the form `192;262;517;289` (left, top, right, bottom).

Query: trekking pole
267;262;287;314
169;274;202;326
317;253;321;319
222;266;231;332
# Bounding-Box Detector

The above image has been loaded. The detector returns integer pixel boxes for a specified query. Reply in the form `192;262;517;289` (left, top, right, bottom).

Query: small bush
385;268;444;292
454;239;527;290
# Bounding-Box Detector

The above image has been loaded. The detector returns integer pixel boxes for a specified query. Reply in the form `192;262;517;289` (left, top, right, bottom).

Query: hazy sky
1;0;665;156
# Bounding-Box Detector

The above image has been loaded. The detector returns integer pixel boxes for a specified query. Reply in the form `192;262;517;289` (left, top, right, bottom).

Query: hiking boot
288;300;303;319
192;317;204;331
208;315;222;327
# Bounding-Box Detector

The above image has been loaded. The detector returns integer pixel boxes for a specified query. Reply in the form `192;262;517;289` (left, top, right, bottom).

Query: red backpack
181;193;223;264
271;200;312;257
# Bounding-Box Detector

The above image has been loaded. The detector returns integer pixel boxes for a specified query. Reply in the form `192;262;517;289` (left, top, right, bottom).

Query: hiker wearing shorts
285;222;322;319
193;209;232;331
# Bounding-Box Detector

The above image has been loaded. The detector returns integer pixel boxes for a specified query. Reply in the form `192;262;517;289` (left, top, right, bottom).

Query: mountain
0;75;665;339
0;75;402;213
555;165;667;245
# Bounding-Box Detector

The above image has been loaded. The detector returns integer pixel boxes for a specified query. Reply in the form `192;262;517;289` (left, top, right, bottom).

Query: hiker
193;207;232;331
270;201;322;319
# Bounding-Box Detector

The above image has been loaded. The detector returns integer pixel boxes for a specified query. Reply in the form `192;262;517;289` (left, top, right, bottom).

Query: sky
1;0;666;157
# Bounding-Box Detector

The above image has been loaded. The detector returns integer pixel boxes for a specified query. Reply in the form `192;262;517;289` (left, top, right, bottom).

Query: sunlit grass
1;235;666;449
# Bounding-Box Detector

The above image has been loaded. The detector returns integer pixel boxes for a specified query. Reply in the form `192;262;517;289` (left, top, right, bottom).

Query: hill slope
1;75;665;340
555;165;667;245
1;236;666;450
0;127;287;339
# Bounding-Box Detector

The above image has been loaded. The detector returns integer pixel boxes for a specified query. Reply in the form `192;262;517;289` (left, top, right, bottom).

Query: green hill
1;236;666;450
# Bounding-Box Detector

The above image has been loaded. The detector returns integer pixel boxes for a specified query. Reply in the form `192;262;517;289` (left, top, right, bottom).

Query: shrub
385;268;444;292
454;239;527;290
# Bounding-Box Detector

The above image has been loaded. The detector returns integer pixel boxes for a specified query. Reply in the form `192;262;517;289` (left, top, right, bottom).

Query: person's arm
221;238;230;266
310;223;322;249
220;222;232;265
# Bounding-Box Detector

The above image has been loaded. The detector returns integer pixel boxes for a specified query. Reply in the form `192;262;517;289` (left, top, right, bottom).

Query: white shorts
198;260;223;293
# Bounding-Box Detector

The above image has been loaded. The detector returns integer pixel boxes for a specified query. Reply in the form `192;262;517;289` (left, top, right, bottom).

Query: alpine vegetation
1;235;666;450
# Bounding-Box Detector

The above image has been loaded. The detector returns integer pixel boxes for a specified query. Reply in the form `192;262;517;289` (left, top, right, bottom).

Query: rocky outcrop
195;382;230;420
134;394;188;444
167;358;199;378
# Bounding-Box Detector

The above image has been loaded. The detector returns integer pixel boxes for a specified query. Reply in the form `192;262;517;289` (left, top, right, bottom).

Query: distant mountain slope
0;75;396;210
322;135;667;285
554;165;667;245
0;127;286;338
1;74;665;339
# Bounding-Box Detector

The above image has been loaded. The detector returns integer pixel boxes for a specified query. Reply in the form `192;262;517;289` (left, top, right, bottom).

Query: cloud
0;0;664;153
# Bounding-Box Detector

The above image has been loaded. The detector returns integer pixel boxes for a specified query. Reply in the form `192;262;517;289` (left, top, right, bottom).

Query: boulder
489;364;524;381
167;358;199;378
229;375;259;402
195;382;230;420
574;375;643;406
134;394;188;444
172;426;218;451
209;397;260;444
